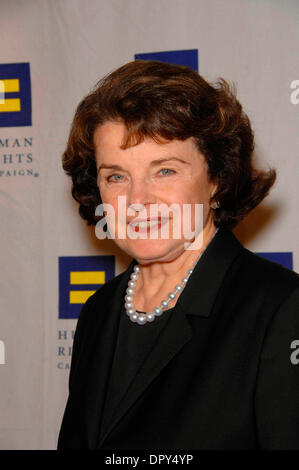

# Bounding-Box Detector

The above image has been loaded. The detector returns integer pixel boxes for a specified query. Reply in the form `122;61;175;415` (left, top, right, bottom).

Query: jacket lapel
97;299;192;447
96;226;243;448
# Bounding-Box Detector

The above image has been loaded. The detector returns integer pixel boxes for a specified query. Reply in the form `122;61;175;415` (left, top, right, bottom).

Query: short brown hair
62;59;276;230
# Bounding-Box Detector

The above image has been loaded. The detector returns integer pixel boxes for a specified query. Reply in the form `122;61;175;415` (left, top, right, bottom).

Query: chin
125;239;182;263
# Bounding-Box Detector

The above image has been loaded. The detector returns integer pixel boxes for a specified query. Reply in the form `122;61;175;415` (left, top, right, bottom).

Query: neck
133;222;218;308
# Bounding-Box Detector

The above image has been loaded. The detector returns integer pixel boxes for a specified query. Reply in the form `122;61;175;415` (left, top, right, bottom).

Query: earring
211;200;220;209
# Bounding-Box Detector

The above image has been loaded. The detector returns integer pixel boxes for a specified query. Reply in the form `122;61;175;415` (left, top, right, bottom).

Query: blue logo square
0;62;32;127
59;255;115;319
135;49;198;72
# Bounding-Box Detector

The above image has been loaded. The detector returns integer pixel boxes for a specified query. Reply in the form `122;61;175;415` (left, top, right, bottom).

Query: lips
128;217;170;233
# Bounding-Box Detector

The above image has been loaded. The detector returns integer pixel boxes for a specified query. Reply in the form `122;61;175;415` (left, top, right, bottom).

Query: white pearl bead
182;277;189;283
130;273;138;280
154;306;162;316
126;308;135;316
187;269;193;275
128;280;136;288
125;302;133;309
126;287;134;295
125;295;133;302
161;299;169;308
134;265;140;272
175;284;183;292
146;313;155;322
130;313;138;322
136;314;147;325
168;292;176;300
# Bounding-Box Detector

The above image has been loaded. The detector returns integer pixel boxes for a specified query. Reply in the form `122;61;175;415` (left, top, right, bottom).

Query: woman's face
94;120;217;263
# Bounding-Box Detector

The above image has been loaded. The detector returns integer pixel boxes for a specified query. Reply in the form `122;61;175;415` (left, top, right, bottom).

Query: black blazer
58;226;299;450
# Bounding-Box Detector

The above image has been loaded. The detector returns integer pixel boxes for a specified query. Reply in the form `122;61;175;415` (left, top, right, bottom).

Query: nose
127;177;155;214
128;177;154;205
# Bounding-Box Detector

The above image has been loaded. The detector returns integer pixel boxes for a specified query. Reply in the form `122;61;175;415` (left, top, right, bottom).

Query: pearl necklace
124;252;203;325
124;228;219;325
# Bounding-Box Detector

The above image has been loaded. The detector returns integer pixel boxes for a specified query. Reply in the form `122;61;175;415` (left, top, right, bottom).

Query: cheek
166;183;205;205
98;182;118;203
98;186;118;216
166;181;211;226
187;178;212;204
99;180;129;200
98;190;127;226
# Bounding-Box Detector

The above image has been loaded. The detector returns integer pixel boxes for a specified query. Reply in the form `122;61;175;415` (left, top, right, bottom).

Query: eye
106;174;124;182
159;168;176;176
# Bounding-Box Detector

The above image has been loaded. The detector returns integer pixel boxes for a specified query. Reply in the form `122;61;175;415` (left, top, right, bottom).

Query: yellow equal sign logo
0;78;21;111
69;271;106;304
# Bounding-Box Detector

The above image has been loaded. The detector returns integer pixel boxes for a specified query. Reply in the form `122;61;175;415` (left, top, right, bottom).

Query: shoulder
220;244;299;333
240;246;299;286
237;248;299;352
69;264;131;376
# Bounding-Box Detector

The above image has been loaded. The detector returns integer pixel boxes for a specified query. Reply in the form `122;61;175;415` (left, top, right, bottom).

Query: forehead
93;121;202;163
93;121;124;150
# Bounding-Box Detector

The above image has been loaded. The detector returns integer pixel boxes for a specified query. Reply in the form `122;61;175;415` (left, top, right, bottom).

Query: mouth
128;217;170;233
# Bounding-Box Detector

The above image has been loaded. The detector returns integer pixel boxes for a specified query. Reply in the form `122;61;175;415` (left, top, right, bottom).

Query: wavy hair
62;59;276;230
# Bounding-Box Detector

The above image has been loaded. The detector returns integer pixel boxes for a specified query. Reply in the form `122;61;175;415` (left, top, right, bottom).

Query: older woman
58;60;299;450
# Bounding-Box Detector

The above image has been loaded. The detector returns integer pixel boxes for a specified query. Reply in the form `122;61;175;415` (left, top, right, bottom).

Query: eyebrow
97;157;191;174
